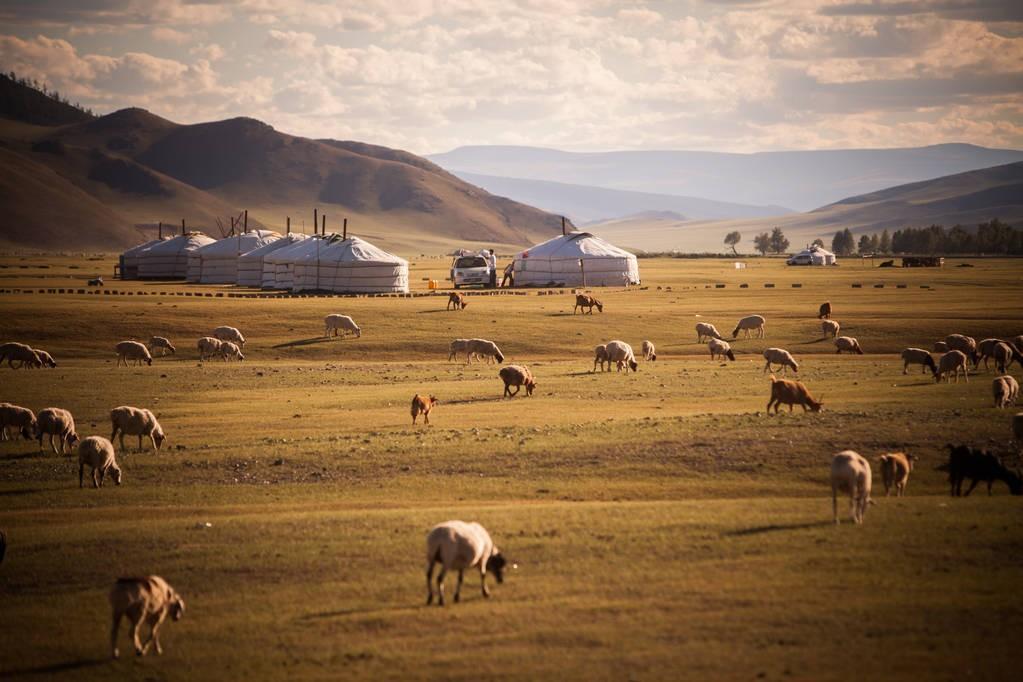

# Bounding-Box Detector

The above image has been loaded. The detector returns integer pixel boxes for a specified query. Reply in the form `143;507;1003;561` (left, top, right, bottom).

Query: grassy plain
1;256;1021;681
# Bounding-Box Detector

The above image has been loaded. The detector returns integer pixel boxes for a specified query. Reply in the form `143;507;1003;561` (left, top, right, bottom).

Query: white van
450;255;492;288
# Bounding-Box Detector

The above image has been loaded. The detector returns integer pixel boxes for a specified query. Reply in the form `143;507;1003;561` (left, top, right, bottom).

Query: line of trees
725;227;791;255
831;219;1023;255
1;69;94;116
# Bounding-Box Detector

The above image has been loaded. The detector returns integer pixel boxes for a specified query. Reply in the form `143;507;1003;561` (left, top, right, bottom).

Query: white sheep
763;347;798;374
593;344;610;372
900;348;936;375
993;375;1019;408
149;337;176;357
109;576;184;658
36;407;78;454
34;349;57;367
78;436;121;488
0;342;42;369
425;520;509;606
605;340;638;373
935;350;969;384
212;326;246;347
448;338;470;362
218;340;245;362
708;338;735;361
641;340;657;361
834;336;864;355
466;338;504;365
944;334;977;365
324;314;361;339
110;406;165;453
831;450;872;524
696;322;724;343
821;320;840;338
732;315;766;339
115;341;152;367
0;402;37;441
197;336;222;361
992;341;1022;374
932;341;949;353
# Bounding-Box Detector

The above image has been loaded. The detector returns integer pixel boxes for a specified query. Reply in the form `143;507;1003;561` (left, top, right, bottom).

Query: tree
753;232;771;255
831;229;854;256
812;238;824;248
769;227;790;254
869;233;880;253
723;231;741;255
879;229;891;253
858;234;873;254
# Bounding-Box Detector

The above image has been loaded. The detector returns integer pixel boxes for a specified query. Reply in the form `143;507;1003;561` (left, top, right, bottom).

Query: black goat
938;444;1022;496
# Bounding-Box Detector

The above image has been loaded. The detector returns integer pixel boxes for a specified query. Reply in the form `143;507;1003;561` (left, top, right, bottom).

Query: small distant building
513;231;640;287
786;245;836;266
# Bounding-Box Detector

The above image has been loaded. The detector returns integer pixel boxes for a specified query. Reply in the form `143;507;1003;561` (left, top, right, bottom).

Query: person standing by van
487;249;497;288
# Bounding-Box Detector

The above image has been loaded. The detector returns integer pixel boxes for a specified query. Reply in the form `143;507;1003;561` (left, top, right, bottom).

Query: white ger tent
237;233;307;287
137;232;216;279
787;245;836;266
512;231;640;287
119;238;166;280
262;234;343;290
292;236;409;293
186;230;281;284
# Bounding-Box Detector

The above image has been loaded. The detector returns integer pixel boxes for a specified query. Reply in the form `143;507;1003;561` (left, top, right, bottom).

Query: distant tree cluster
750;227;790;255
2;70;94;116
832;219;1022;255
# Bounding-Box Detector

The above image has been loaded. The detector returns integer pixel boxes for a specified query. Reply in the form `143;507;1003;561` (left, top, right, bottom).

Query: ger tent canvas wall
137;232;216;279
238;233;307;287
512;231;640;287
119;238;165;280
292;236;409;294
262;234;343;290
186;230;280;284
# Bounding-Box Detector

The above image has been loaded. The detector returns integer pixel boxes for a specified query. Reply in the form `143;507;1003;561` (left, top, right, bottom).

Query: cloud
151;27;191;44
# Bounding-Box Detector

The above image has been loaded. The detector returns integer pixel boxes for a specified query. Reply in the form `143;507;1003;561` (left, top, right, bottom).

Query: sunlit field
1;255;1022;681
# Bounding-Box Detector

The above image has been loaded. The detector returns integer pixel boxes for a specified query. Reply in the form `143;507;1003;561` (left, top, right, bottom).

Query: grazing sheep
767;375;823;413
0;342;42;369
976;338;1004;369
466;338;504;365
818;302;832;320
88;277;104;286
821;320;840;338
708;338;735;361
110;406;165;454
732;314;766;339
218;340;245;362
1012;335;1023;355
878;452;915;497
149;337;176;357
36;407;78;454
499;365;536;397
447;292;468;310
935;350;969;383
763;347;798;374
109;575;184;658
324;314;361;339
213;326;246;347
78;436;121;488
34;349;56;368
695;322;724;343
197;336;222;361
448;338;470;362
992;341;1023;374
944;334;978;365
605;340;638;373
115;341;152;367
900;348;937;375
932;341;949;353
641;340;657;361
940;444;1022;496
574;294;603;314
593;344;610;372
411;394;438;424
834;336;864;355
425;520;509;606
0;402;37;440
831;450;872;524
993;375;1019;408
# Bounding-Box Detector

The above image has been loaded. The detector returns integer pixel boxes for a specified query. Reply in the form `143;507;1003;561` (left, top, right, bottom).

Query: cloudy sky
0;0;1020;154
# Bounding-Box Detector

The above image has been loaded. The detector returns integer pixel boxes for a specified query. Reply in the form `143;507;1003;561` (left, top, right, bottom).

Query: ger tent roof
261;234;343;290
512;231;640;287
237;233;307;287
137;232;216;279
186;230;281;284
292;236;409;293
119;238;166;280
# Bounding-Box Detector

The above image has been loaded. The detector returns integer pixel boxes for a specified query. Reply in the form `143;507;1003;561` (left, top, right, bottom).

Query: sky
0;0;1020;155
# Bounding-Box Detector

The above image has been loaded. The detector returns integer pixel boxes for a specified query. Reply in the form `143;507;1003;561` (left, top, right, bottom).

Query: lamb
993;375;1019;408
34;349;57;368
763;347;798;374
323;314;361;339
944;334;978;365
695;322;724;343
932;341;949;353
197;336;222;361
78;436;122;488
641;340;657;361
818;302;832;319
708;338;735;361
149;337;176;357
732;314;766;339
0;402;37;441
447;292;468;310
109;575;184;658
218;340;245;362
466;338;504;365
834;336;864;355
110;406;165;453
992;341;1023;374
878;452;915;497
213;325;246;347
940;444;1022;496
36;407;78;454
831;450;872;524
821;320;840;338
935;350;969;383
499;365;536;397
425;520;509;606
0;342;42;369
605;340;638;373
115;341;152;367
593;344;610;372
767;375;823;413
900;348;936;375
411;394;438;424
574;294;603;314
448;338;470;362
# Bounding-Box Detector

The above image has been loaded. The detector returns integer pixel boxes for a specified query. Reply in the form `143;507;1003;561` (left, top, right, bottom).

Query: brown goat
766;374;823;414
574;294;603;314
878;452;916;496
818;301;832;319
411;395;438;424
447;292;467;310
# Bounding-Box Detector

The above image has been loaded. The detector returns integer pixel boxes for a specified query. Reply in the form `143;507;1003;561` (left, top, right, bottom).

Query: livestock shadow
416;309;460;314
722;520;831;537
299;605;417;621
441;396;506;405
1;658;107;677
794;337;832;346
272;337;334;349
0;487;47;496
0;450;43;461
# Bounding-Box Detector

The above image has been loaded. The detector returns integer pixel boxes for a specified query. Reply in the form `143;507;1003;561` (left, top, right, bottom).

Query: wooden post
158;221;162;239
321;214;326;235
343;218;347;240
561;216;566;236
181;218;185;236
579;258;585;287
286;217;291;235
314;209;318;236
244;209;248;234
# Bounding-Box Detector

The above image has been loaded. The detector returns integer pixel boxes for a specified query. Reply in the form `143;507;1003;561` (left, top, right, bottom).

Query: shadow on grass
0;450;43;461
0;487;47;496
722;520;831;537
300;605;418;621
416;309;457;314
1;658;107;677
794;337;832;346
272;337;335;349
442;396;506;405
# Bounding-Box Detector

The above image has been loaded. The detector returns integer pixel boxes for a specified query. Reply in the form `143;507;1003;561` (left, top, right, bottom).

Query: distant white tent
787;245;836;266
237;233;307;287
512;231;640;287
137;232;216;279
261;234;343;290
186;230;281;284
292;236;409;293
119;238;166;280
